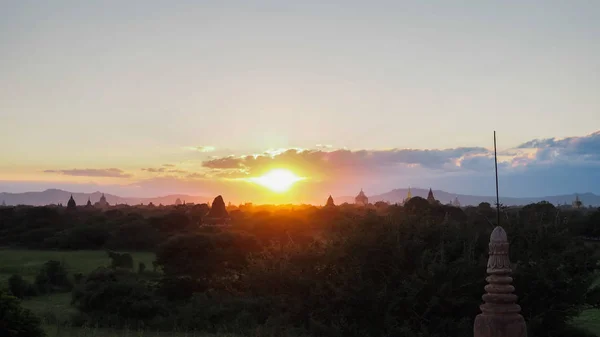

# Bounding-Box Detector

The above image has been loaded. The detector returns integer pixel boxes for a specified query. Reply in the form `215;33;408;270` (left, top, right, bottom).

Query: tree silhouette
404;196;430;213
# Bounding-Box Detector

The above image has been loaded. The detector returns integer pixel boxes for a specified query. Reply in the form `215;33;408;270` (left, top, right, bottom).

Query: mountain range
335;188;600;207
0;188;598;207
0;189;211;207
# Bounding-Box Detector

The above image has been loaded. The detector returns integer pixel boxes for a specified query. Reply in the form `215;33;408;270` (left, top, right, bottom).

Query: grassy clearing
43;325;237;337
0;249;157;329
573;309;600;336
0;249;155;285
21;292;77;324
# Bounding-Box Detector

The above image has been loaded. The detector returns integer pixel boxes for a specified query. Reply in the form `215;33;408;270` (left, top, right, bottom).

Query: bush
157;276;207;301
73;272;84;283
175;293;272;333
72;267;168;327
107;250;134;269
7;274;37;299
35;260;72;293
0;290;46;337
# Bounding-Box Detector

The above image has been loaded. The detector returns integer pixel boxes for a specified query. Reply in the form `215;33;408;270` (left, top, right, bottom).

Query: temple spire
326;195;335;207
573;194;583;209
402;186;413;205
474;226;526;337
67;194;77;210
355;189;368;206
427;188;436;204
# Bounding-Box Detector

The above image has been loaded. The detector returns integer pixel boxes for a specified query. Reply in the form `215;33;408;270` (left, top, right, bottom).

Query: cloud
201;147;490;177
167;169;187;174
515;130;600;163
23;130;600;201
141;168;166;173
44;168;132;178
194;131;600;198
186;172;207;179
203;156;244;169
211;169;249;179
457;155;497;171
187;146;216;153
141;165;200;174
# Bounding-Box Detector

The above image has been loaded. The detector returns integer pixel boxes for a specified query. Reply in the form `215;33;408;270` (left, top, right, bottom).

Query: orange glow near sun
248;169;305;192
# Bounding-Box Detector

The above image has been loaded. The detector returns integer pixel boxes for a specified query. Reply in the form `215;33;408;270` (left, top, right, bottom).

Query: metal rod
494;131;500;226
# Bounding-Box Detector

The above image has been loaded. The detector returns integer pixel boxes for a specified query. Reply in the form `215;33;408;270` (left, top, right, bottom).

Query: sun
249;169;304;192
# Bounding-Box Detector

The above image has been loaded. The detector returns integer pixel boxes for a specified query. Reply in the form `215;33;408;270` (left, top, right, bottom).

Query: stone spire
207;195;229;218
474;226;526;337
401;187;413;205
355;189;368;206
67;195;77;210
573;194;583;209
427;188;436;204
326;195;335;207
96;193;109;208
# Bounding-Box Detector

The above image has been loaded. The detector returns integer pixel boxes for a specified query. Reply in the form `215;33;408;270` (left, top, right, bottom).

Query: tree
107;251;134;269
478;202;492;210
149;211;193;233
35;260;72;293
404;196;430;213
8;275;36;299
71;268;167;326
505;214;598;336
0;290;46;337
156;232;260;288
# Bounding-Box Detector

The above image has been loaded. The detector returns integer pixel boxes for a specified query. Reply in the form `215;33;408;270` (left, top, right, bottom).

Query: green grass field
573;309;600;336
0;249;156;285
43;325;235;337
0;249;161;336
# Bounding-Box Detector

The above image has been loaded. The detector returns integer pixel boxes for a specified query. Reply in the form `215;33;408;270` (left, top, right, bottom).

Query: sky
0;1;599;203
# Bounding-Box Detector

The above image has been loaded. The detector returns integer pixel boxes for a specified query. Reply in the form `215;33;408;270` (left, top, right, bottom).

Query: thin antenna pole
494;131;500;226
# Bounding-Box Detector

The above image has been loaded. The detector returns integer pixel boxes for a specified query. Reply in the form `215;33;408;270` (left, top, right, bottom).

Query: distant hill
0;189;210;206
1;188;598;207
335;188;600;207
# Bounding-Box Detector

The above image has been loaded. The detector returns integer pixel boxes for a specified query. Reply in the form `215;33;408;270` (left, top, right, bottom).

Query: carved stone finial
474;226;527;337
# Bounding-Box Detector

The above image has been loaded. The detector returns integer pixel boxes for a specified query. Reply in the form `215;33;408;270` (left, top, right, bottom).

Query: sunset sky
1;1;599;203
